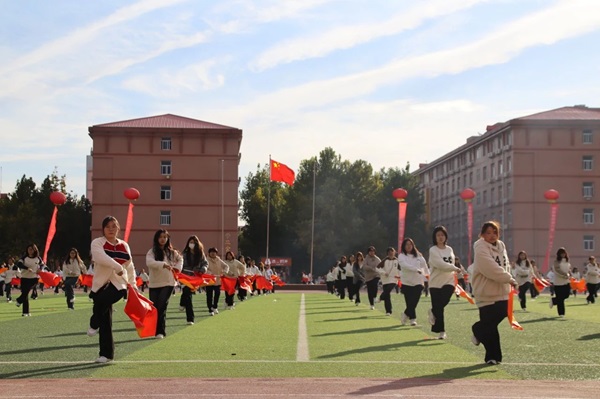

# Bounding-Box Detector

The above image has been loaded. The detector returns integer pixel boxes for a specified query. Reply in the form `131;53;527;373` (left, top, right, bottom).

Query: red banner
124;202;134;243
398;202;407;250
43;206;58;263
467;202;473;266
124;284;157;338
542;203;559;274
507;288;523;331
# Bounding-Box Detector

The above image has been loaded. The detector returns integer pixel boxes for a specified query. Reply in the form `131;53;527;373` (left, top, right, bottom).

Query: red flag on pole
270;159;295;186
124;284;157;338
398;202;407;246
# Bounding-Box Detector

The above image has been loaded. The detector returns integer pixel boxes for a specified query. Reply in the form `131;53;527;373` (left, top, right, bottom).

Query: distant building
88;114;243;268
414;105;600;271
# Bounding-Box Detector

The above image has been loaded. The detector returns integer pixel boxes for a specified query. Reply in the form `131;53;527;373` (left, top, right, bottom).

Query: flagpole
266;155;271;266
221;159;225;252
309;160;316;282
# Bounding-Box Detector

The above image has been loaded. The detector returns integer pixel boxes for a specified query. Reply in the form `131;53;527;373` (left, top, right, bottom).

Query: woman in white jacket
549;247;571;317
584;256;599;304
146;229;183;339
513;251;540;311
398;238;429;326
376;247;399;316
470;221;517;365
428;226;461;339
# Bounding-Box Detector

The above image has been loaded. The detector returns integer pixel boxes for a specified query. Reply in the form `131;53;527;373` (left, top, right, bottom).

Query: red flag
395;276;402;288
11;277;21;286
135;276;143;287
533;277;550;293
221;276;237;295
238;276;253;292
569;278;586;293
271;275;285;286
38;271;61;288
255;276;273;290
124;284;157;338
80;274;93;287
454;275;474;304
43;206;58;263
507;288;523;331
0;267;8;274
270;159;295;186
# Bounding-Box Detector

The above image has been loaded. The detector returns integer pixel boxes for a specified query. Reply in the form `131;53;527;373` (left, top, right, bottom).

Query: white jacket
378;257;400;285
399;253;428;286
584;263;600;284
90;237;136;292
428;245;458;288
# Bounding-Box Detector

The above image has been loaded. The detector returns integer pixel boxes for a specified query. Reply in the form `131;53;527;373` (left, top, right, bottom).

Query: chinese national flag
270;159;295;186
124;284;157;338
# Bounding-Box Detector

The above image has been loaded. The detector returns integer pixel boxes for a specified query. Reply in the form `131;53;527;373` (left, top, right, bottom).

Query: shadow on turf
347;364;493;395
577;333;600;341
0;362;105;379
1;338;143;356
316;340;442;359
517;317;557;325
313;325;403;337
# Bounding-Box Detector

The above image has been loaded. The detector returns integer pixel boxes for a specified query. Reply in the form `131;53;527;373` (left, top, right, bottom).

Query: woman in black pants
363;246;381;310
398;238;429;326
549;247;572;317
62;248;87;310
15;244;45;316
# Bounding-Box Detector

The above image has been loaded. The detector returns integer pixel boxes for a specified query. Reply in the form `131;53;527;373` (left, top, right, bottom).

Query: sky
2;0;600;197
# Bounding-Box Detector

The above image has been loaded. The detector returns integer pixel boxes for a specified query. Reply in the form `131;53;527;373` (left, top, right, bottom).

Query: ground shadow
518;317;557;325
577;333;600;341
316;339;443;359
2;338;143;356
313;325;403;337
0;362;103;379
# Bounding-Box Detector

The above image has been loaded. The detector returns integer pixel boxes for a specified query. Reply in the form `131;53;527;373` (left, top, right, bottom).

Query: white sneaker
68;308;74;311
179;306;185;312
155;334;164;339
385;313;391;316
428;309;436;325
401;313;408;325
471;335;480;346
95;356;112;364
370;305;375;310
410;319;417;326
209;311;215;316
438;332;447;340
22;313;31;317
186;321;194;325
549;300;554;309
213;309;219;314
486;359;499;365
87;327;99;337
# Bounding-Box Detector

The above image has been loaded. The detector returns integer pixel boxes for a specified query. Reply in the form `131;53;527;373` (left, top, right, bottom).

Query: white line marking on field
296;293;309;362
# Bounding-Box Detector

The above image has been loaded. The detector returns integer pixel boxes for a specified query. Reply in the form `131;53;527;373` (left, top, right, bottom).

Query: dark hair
480;220;500;236
152;229;174;262
238;255;246;263
64;247;83;265
515;250;530;267
355;251;364;262
367;246;376;253
25;244;40;258
208;247;218;254
101;215;120;230
245;256;252;264
432;225;448;246
401;238;418;257
182;235;204;267
386;247;396;254
556;247;569;262
225;251;235;260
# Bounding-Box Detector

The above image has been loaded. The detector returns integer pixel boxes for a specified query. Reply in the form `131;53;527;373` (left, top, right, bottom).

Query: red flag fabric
135;276;143;287
507;288;523;331
395;276;402;288
124;202;134;243
271;275;285;286
11;277;21;286
238;276;253;292
43;206;58;263
533;277;550;293
221;276;237;295
124;284;157;338
80;274;93;287
174;272;216;291
569;278;586;293
454;283;475;304
270;159;295;186
38;271;62;288
255;276;273;290
0;267;8;274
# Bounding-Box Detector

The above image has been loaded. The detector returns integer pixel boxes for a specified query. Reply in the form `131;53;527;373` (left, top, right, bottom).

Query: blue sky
2;0;600;196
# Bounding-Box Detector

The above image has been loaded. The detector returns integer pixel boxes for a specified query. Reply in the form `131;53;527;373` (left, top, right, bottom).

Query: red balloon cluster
124;187;140;201
460;188;476;202
544;189;559;202
49;191;67;206
392;188;408;202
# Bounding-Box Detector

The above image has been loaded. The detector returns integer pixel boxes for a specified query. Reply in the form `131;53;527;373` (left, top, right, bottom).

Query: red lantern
460;188;476;202
49;191;66;206
124;188;140;201
544;189;559;203
392;188;408;202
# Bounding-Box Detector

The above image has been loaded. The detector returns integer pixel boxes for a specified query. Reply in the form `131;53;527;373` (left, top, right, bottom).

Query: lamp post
392;188;408;251
542;189;560;274
460;188;476;266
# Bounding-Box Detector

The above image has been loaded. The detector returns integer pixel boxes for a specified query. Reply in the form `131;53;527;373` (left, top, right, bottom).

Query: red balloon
392;188;408;202
124;187;140;201
544;189;559;202
49;191;66;206
460;188;476;201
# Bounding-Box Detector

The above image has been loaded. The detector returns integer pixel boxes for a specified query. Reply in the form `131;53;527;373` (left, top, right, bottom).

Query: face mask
188;243;195;249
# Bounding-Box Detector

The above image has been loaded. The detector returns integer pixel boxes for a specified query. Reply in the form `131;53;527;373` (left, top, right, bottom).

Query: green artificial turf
0;288;598;380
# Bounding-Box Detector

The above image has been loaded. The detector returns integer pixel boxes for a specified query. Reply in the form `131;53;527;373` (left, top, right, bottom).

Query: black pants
401;284;423;320
149;286;174;336
179;286;195;323
430;284;454;333
205;285;221;311
529;282;538;298
225;292;235;306
518;282;531;310
366;278;379;306
354;281;363;304
586;283;598;304
552;284;571;316
5;282;12;300
380;283;396;314
346;277;355;300
335;279;346;299
0;281;4;297
472;300;508;363
17;277;38;314
89;283;126;360
326;281;334;294
63;277;79;309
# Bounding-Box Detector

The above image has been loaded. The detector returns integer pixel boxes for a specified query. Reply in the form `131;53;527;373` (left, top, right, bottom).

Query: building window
498;160;503;175
160;186;172;200
457;177;461;189
583;156;593;171
584;235;595;251
490;163;495;178
160;210;171;226
506;157;512;172
507;182;512;198
469;172;473;185
583;182;594;198
583;129;593;144
476;169;480;182
161;137;172;151
491;188;495;203
498;185;503;201
584;209;594;224
161;160;172;175
482;166;487;180
483;190;488;204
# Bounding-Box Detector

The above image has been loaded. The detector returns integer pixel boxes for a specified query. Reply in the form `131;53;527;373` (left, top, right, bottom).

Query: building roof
515;105;600;121
91;114;239;130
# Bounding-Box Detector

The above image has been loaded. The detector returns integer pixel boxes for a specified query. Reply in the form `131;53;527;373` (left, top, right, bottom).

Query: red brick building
88;114;242;269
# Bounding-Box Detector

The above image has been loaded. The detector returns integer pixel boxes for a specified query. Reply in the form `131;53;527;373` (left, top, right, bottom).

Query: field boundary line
296;293;309;362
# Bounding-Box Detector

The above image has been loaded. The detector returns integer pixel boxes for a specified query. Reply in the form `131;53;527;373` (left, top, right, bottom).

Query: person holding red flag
88;216;136;364
470;221;517;365
62;248;87;310
179;235;208;325
223;251;245;309
398;239;429;326
270;159;295;185
549;247;572;317
146;229;183;339
584;256;599;304
15;244;46;317
513;251;540;312
206;248;229;316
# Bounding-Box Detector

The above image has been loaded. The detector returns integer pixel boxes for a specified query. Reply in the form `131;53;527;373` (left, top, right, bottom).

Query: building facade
88;114;243;269
414;105;600;272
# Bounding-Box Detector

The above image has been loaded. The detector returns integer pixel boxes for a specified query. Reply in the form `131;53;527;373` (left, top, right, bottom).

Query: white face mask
188;243;195;249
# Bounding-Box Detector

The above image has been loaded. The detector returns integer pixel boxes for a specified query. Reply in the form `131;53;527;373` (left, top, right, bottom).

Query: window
451;179;455;193
498;185;503;201
583;182;594;198
483;190;488;204
160;210;171;226
491;188;495;203
584;235;595;251
161;160;172;175
457;177;461;190
490;163;495;178
160;186;172;200
506;157;512;172
584;209;594;224
583;156;593;171
161;137;172;151
498;160;503;176
507;182;512;198
469;172;473;185
476;169;481;182
583;129;593;144
482;166;487;180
